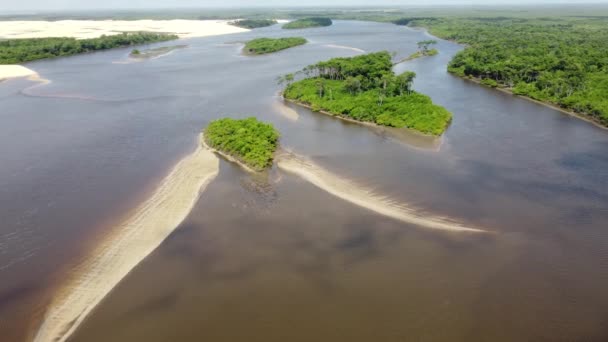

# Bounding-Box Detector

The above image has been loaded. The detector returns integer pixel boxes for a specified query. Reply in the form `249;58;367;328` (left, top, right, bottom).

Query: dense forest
204;117;279;171
0;32;177;64
283;17;333;29
244;37;307;55
283;52;452;135
229;19;278;29
411;17;608;126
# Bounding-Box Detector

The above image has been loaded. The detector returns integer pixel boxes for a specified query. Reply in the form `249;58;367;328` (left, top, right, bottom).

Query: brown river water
1;21;608;342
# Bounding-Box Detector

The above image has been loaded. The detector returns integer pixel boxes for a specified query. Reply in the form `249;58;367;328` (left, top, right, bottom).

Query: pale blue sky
0;0;605;11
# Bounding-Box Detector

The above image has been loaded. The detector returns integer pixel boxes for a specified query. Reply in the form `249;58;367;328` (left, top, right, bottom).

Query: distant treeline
283;17;333;29
412;17;608;126
229;19;277;29
0;32;177;64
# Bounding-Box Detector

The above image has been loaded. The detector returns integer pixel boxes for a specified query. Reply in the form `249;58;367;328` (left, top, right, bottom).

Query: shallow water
1;21;608;341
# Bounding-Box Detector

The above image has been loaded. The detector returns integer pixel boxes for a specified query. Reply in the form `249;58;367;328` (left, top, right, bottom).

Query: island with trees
410;17;608;127
229;19;278;29
283;17;333;29
282;51;452;136
243;37;307;55
203;117;279;171
129;45;187;59
0;32;178;64
396;40;439;64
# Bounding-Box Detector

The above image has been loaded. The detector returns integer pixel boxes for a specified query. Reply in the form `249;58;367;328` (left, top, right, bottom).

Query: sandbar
277;153;485;233
33;137;219;342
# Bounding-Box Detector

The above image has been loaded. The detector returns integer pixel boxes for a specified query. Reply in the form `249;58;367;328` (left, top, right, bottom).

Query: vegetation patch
411;17;608;126
282;51;452;136
229;19;278;29
244;37;307;55
129;45;187;59
204;117;279;171
283;17;333;29
0;32;178;64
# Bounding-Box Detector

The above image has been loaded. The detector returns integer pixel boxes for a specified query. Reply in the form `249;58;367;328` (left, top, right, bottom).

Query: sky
0;0;605;11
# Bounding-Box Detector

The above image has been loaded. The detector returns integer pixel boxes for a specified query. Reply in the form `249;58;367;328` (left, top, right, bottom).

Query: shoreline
276;153;486;233
283;96;440;138
459;75;608;131
201;137;262;173
33;135;219;342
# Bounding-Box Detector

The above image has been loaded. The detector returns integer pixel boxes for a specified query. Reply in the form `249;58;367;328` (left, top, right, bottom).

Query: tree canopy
283;51;452;135
412;17;608;126
204;117;279;171
0;32;178;64
244;37;307;55
283;17;333;29
229;19;278;29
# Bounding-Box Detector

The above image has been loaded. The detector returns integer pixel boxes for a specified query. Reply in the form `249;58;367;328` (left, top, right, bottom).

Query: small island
0;32;178;64
283;51;452;136
229;19;278;29
243;37;307;55
396;40;439;64
204;117;279;171
130;45;187;59
283;17;333;29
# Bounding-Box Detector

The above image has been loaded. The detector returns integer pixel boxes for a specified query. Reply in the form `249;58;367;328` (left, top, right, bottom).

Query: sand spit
33;139;219;342
277;154;486;233
0;65;37;81
273;97;300;121
201;138;258;173
324;44;366;53
0;20;249;40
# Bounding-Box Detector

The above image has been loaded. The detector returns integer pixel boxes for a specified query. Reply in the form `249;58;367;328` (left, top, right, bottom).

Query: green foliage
0;32;177;64
413;17;608;125
230;19;278;29
204;117;279;171
244;37;307;55
131;49;141;55
480;78;498;88
284;52;452;135
283;17;333;29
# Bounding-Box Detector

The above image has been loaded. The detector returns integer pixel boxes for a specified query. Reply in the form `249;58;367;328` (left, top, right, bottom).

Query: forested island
204;117;279;171
229;19;278;29
410;17;608;126
397;40;439;63
283;51;452;135
244;37;307;55
0;32;178;64
283;17;333;29
130;45;187;59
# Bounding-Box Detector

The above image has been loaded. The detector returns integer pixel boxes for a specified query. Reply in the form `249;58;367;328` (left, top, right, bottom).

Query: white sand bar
277;154;486;233
34;139;219;342
0;65;37;80
0;20;248;39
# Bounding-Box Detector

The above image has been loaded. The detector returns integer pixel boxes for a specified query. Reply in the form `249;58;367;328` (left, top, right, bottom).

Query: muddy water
1;21;608;341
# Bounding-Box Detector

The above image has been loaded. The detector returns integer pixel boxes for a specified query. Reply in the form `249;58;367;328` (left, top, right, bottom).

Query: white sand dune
0;65;37;81
277;154;486;233
324;44;366;53
33;139;219;342
0;20;248;40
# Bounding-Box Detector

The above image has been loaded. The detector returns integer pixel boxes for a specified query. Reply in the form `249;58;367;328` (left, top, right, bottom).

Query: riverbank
33;136;219;342
460;75;608;131
276;153;485;233
283;97;439;138
201;137;258;173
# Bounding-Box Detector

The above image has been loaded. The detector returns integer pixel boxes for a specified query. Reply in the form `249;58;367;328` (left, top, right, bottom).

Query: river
1;20;607;342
